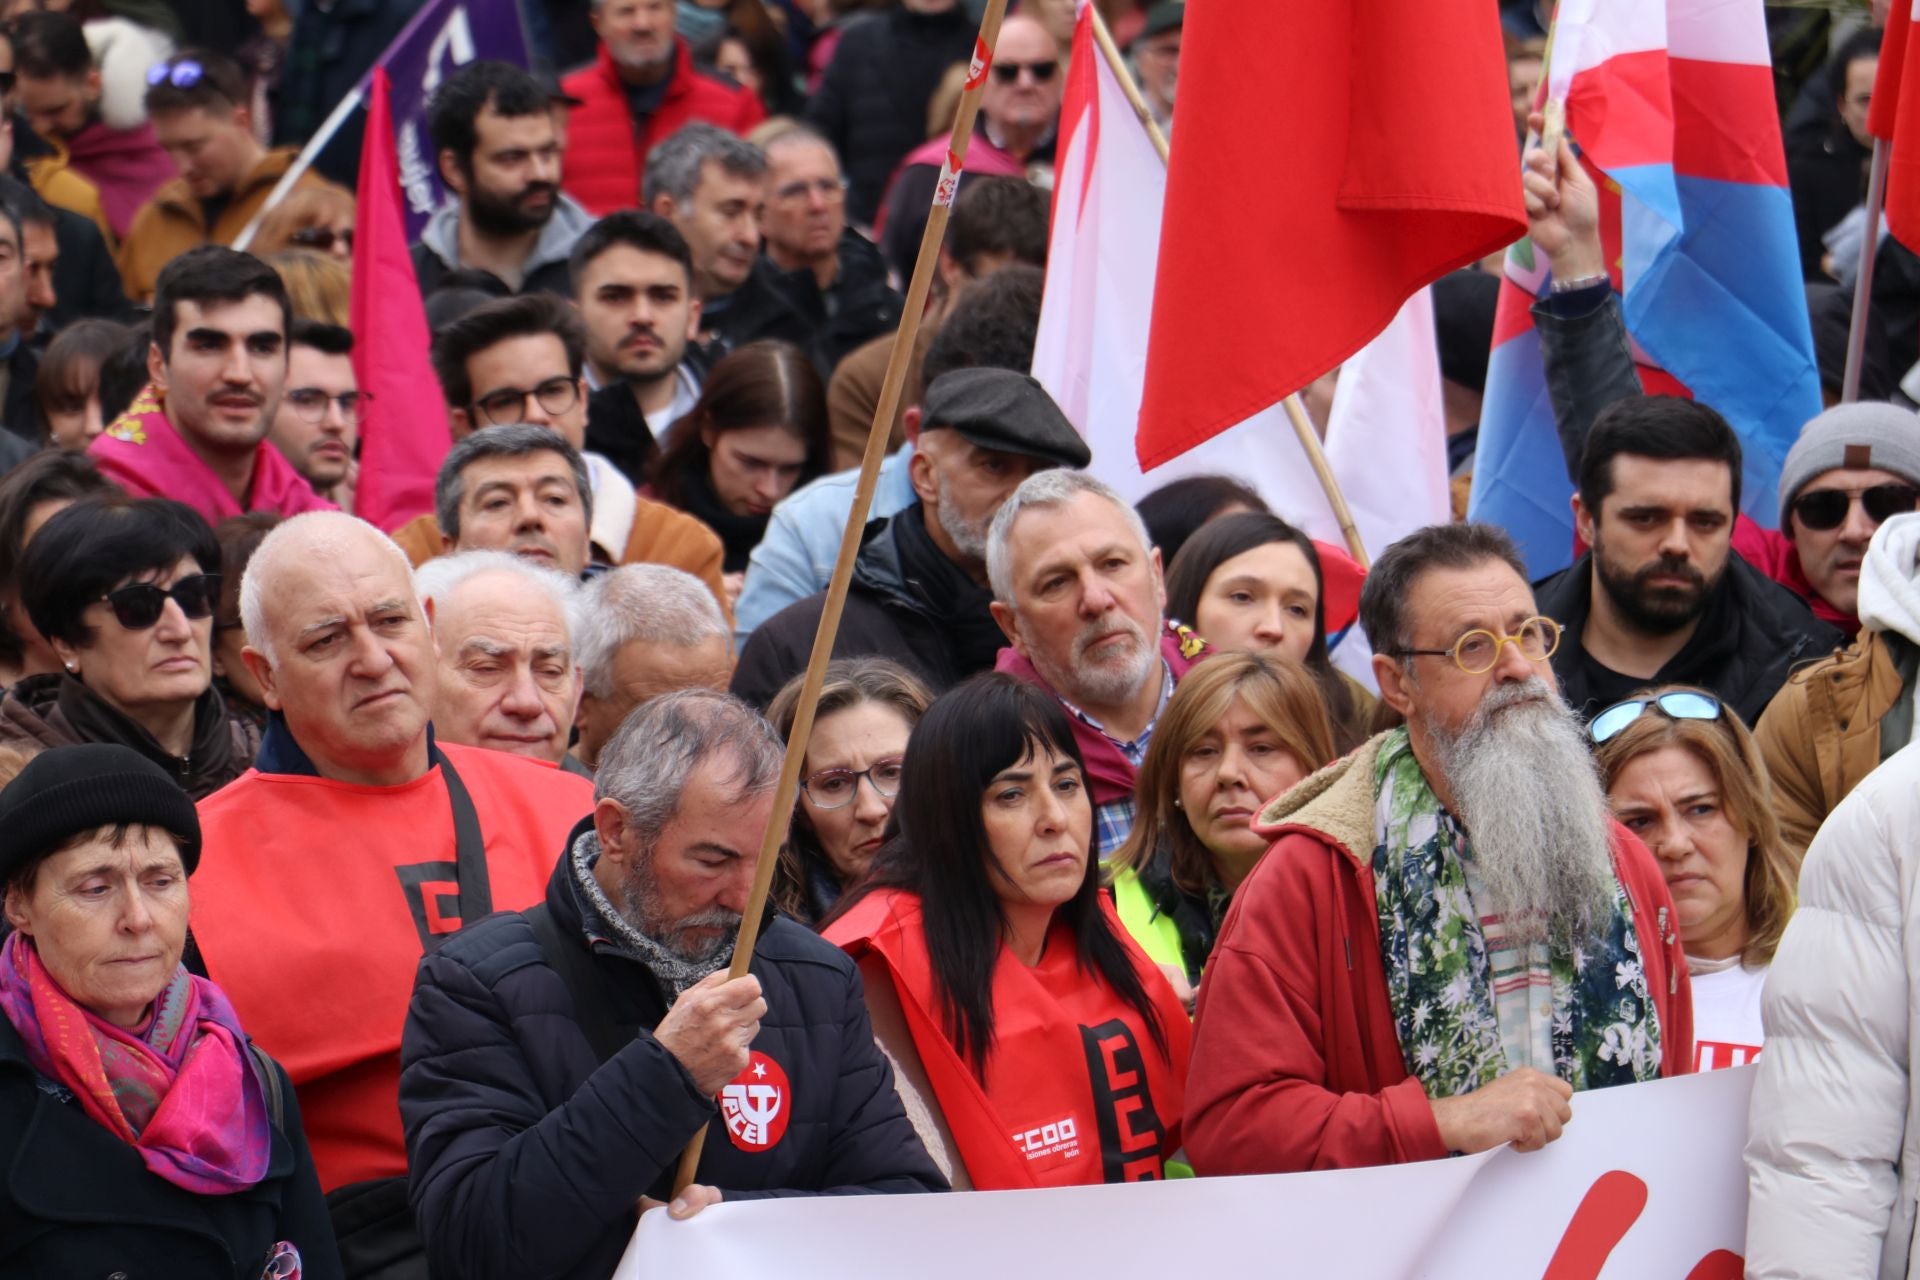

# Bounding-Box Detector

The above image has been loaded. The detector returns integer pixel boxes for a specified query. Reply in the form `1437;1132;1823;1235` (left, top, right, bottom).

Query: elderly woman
767;657;933;925
0;744;340;1277
1591;686;1799;1070
0;496;258;798
824;673;1190;1190
1108;652;1337;998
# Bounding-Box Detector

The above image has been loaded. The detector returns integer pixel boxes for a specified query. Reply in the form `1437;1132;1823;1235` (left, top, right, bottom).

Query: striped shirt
1463;862;1555;1072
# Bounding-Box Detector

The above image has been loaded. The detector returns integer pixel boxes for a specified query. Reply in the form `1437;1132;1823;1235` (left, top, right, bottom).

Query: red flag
1871;1;1920;250
1136;0;1526;470
350;67;449;532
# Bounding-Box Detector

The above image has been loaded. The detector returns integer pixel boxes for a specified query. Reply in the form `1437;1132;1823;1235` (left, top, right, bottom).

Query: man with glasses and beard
1533;397;1839;725
400;688;944;1280
413;62;594;301
1185;522;1692;1176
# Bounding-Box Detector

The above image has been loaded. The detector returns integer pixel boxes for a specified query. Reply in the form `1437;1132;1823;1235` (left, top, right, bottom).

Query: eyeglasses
1384;615;1562;675
1588;690;1723;744
146;59;205;89
285;387;371;424
1789;483;1920;531
288;225;353;254
770;175;849;204
991;59;1058;84
100;573;221;630
473;375;579;427
800;758;904;809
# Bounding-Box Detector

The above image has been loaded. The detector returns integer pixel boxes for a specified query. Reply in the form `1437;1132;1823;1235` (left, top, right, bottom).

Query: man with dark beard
1534;396;1839;724
412;62;594;301
1185;522;1692;1176
400;688;945;1280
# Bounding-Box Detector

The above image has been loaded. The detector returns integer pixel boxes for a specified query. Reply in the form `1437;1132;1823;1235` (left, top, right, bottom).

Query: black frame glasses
1789;483;1920;531
100;573;221;630
473;375;579;427
800;759;905;810
1382;616;1562;675
1588;690;1723;744
284;387;372;424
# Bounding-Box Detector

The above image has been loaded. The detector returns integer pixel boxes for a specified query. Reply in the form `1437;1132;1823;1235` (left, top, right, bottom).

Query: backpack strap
247;1041;286;1132
522;902;631;1066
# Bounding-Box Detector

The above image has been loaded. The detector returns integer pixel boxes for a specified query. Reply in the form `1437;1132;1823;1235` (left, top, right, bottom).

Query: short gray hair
986;469;1152;603
434;424;594;542
643;122;767;207
576;564;730;698
595;688;784;848
239;512;419;668
1358;522;1530;658
415;549;583;645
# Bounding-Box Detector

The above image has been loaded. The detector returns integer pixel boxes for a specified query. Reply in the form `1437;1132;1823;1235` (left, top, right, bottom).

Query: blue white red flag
1468;0;1821;577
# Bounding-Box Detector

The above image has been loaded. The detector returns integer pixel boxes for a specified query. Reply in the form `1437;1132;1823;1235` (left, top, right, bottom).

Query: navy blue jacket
400;845;945;1280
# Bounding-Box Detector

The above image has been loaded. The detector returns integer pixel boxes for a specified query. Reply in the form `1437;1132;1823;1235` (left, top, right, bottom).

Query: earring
1172;798;1182;809
63;661;76;674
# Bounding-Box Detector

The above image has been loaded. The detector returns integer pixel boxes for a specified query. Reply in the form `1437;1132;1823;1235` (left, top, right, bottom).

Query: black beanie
0;744;202;886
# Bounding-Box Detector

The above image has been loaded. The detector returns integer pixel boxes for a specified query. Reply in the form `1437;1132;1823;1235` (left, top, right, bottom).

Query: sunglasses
991;59;1058;84
146;59;205;89
289;226;352;253
1789;483;1920;531
99;573;221;630
1588;690;1722;744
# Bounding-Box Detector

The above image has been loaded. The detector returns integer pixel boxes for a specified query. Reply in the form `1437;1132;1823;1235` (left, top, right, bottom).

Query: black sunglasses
100;573;221;630
1790;483;1920;531
991;59;1058;83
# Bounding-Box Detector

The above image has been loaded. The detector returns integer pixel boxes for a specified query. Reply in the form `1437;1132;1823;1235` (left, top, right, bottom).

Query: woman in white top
1591;686;1799;1071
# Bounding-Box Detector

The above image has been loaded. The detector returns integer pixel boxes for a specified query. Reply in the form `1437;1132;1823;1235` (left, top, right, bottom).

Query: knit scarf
0;931;270;1194
568;827;735;999
1369;729;1662;1098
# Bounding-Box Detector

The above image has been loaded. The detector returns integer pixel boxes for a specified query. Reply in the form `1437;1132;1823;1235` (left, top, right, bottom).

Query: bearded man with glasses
1185;521;1692;1177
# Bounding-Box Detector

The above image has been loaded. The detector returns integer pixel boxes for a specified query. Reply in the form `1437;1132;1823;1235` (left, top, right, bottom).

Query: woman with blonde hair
1591;685;1798;1070
252;185;355;260
1109;651;1337;994
265;249;350;326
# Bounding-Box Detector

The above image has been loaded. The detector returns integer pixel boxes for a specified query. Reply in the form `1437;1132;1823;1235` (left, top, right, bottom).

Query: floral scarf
1369;729;1662;1098
0;931;270;1194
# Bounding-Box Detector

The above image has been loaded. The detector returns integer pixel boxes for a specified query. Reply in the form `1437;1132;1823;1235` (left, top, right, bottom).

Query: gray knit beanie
1778;402;1920;526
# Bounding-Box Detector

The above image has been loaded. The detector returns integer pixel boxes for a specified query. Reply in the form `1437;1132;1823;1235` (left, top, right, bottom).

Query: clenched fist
654;971;766;1096
1430;1067;1575;1155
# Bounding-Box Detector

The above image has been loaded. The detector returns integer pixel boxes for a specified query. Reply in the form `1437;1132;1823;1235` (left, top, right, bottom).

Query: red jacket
1185;734;1693;1176
561;41;764;216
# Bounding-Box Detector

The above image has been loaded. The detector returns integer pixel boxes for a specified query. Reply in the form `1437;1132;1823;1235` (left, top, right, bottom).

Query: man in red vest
561;0;763;217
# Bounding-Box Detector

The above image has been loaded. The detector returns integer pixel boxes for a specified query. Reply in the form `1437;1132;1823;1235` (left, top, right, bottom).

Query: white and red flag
1873;0;1920;250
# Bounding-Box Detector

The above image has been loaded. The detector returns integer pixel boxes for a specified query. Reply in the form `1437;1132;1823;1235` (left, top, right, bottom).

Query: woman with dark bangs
823;673;1190;1191
36;318;132;449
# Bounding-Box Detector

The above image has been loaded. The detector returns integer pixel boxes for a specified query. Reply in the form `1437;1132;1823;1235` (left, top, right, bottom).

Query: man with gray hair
417;550;585;769
1183;521;1692;1178
402;688;945;1280
433;424;596;578
574;563;734;770
985;467;1207;860
189;512;594;1267
645;122;767;314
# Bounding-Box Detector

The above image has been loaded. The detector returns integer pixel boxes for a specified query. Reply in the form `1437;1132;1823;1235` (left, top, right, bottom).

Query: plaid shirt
1062;663;1174;862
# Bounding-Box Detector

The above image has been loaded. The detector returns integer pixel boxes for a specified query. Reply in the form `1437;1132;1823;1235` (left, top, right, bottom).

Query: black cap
1431;268;1499;395
534;67;584;108
921;368;1091;469
1136;2;1183;43
0;744;202;886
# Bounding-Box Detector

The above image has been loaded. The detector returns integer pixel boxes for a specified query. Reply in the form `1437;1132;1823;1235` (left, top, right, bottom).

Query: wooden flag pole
1087;6;1370;568
671;0;1011;1196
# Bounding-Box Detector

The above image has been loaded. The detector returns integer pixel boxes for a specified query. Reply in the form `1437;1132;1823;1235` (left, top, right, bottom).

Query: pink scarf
88;384;339;530
0;931;270;1194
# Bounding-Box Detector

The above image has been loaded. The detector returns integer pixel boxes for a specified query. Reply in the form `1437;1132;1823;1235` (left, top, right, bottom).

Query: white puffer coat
1746;741;1920;1279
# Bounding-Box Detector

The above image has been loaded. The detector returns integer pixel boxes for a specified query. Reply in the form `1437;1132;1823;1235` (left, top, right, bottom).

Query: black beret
1137;1;1183;42
921;368;1092;470
0;744;202;886
1432;268;1500;395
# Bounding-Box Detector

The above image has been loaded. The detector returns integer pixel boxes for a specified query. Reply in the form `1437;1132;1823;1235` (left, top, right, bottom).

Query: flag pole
671;0;1011;1196
1844;138;1890;403
1087;6;1370;568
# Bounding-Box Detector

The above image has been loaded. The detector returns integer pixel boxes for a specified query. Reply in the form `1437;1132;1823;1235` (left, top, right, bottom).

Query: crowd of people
0;1;1915;1278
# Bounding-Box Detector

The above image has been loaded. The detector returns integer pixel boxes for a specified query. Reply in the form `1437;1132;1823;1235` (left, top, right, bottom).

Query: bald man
187;513;594;1255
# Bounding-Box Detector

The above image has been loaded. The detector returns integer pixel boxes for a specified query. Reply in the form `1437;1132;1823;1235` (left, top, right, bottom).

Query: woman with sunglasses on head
1591;686;1799;1071
766;657;932;926
822;673;1190;1190
0;496;259;798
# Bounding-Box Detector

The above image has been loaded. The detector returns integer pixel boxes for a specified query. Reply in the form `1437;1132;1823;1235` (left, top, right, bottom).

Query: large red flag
1136;0;1526;470
350;66;448;532
1871;0;1920;250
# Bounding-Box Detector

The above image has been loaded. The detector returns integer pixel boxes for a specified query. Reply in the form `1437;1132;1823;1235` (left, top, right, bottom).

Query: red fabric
88;384;339;528
1313;540;1364;635
1185;815;1693;1175
561;41;766;217
351;68;449;532
188;745;592;1191
994;623;1208;806
1136;0;1525;470
1873;0;1920;251
1732;514;1859;636
825;888;1190;1190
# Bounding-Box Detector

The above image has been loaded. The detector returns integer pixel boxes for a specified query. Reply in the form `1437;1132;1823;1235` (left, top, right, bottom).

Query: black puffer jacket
713;230;904;381
806;6;978;226
400;840;945;1280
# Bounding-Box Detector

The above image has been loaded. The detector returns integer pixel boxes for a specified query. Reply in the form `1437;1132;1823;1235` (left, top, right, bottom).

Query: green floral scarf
1370;728;1661;1098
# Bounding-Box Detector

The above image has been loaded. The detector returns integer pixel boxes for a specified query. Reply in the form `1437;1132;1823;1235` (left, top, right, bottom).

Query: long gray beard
1424;678;1619;946
569;830;738;998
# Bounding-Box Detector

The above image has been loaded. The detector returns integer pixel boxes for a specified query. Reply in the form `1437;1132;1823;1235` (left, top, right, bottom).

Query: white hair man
1183;521;1692;1177
416;550;585;769
573;562;733;769
189;511;594;1220
986;468;1207;860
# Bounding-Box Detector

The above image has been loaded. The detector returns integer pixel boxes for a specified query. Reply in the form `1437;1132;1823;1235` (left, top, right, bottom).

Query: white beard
1028;610;1157;711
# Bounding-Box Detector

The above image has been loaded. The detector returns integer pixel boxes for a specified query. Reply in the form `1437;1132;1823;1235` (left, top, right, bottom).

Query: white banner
616;1066;1754;1279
